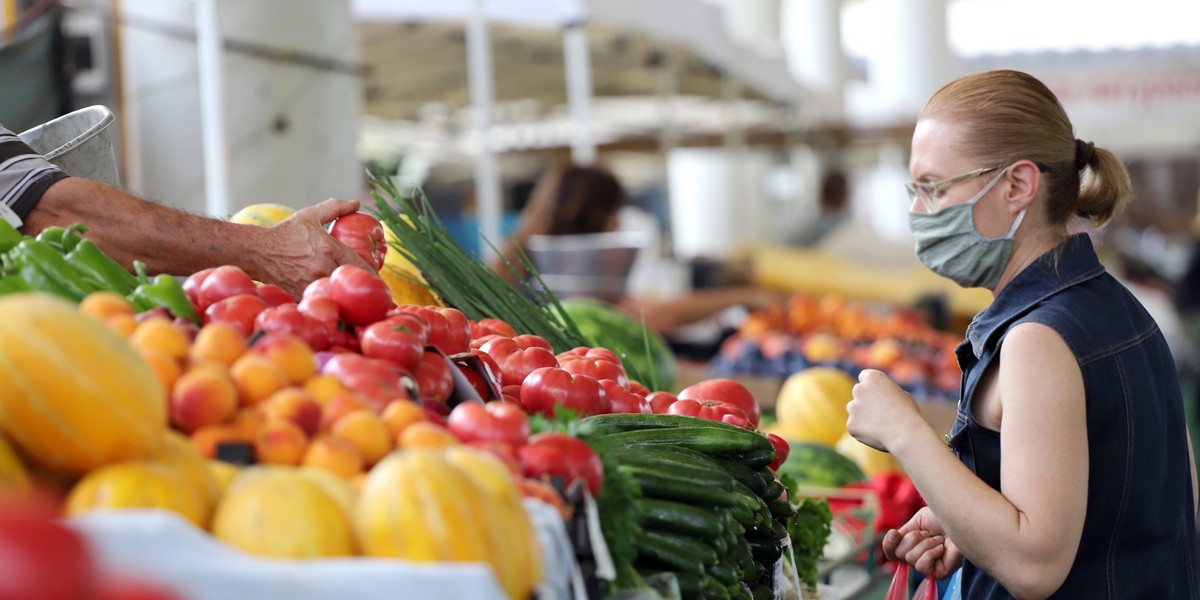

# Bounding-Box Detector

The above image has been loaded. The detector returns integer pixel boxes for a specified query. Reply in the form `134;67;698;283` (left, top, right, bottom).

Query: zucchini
637;530;717;573
636;498;726;538
702;575;731;600
747;537;783;564
767;498;794;519
596;427;773;458
761;478;785;501
709;562;739;586
621;466;737;507
750;583;773;600
583;412;757;436
610;446;739;491
716;459;769;497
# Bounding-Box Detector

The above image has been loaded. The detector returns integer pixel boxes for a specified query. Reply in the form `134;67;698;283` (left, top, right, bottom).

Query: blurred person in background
790;169;852;248
846;70;1198;598
490;161;783;335
1;122;372;298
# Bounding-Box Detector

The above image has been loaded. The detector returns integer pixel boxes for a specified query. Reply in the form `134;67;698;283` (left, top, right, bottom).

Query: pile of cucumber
583;413;796;600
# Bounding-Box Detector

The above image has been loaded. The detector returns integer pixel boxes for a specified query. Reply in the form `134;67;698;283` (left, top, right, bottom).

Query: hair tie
1074;139;1095;170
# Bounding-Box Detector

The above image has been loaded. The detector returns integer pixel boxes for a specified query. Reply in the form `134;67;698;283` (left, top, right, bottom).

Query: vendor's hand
845;368;923;452
251;198;375;298
883;507;963;579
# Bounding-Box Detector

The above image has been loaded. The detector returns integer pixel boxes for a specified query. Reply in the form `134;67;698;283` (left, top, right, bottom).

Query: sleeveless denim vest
946;233;1198;599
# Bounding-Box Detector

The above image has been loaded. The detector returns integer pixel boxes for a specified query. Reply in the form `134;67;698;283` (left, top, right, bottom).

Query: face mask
908;167;1026;290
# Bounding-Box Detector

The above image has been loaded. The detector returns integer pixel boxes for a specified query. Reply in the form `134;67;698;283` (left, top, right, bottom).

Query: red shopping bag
885;565;939;600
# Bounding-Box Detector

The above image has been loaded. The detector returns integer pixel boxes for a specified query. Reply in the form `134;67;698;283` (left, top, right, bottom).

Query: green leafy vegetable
780;472;833;590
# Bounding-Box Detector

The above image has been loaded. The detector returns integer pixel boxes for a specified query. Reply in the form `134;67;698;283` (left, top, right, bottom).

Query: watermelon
559;298;677;392
778;442;867;489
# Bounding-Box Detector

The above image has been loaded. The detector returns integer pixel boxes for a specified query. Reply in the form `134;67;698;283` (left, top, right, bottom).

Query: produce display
0;191;842;600
710;293;963;401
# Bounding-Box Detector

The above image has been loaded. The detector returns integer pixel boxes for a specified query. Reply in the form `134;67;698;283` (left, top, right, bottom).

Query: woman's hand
845;368;925;452
883;507;963;580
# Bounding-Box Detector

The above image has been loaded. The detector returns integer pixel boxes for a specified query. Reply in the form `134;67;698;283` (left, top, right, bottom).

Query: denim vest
947;234;1198;599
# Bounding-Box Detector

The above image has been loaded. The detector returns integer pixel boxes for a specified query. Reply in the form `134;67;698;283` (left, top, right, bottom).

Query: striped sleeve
0;123;69;229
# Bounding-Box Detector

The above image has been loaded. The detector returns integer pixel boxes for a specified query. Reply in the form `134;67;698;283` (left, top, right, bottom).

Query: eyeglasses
905;166;1000;213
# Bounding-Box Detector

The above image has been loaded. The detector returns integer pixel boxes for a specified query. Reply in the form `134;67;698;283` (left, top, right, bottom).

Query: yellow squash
65;461;208;528
0;433;30;494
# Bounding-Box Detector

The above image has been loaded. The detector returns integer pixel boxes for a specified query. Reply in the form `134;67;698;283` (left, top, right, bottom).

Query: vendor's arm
24;177;372;297
622;286;786;334
849;322;1088;600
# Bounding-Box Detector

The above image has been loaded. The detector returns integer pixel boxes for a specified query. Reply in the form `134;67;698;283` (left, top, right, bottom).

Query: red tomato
330;212;387;270
359;319;424;371
255;303;329;351
327;329;360;353
323;353;403;383
342;374;413;412
303;277;331;300
197;265;257;311
395;306;471;355
0;499;99;600
328;264;393;327
558;350;628;388
422;400;450;426
297;295;340;331
645;391;678;414
479;337;559;387
600;379;650;414
628;380;651;396
766;432;790;472
512;334;553;351
721;412;753;430
454;351;503;400
203;293;268;337
414;350;454;404
667;398;749;425
471;317;517;339
255;284;294;307
381;312;430;348
519;367;607;417
518;433;604;496
678;378;761;428
559;346;621;365
447;401;530;449
470;333;503;351
182;267;215;309
97;576;183;600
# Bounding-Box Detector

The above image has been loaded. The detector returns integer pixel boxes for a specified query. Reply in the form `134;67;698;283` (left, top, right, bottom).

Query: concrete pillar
722;0;782;46
781;0;845;114
874;0;953;117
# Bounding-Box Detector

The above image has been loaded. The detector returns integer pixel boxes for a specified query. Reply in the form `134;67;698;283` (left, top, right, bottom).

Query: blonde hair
919;70;1132;228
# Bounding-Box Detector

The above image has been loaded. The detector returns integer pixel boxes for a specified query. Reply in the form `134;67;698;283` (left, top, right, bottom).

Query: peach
170;366;238;434
329;410;391;467
302;375;348;407
130;317;190;362
229;353;290;406
380;399;427;438
396;421;460;451
302;436;364;479
230;408;266;439
252;333;315;384
190;424;249;460
79;291;134;322
319;393;372;433
261;387;322;437
253;419;309;466
137;347;182;396
191;322;247;367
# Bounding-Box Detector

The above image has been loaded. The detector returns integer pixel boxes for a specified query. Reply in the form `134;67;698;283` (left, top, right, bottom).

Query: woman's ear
1006;159;1041;214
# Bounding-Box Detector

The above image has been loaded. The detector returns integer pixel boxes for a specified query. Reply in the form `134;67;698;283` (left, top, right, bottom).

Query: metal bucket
17;105;120;188
525;231;648;303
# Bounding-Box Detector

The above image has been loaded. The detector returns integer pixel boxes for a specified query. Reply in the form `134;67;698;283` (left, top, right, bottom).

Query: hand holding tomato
330;212;387;270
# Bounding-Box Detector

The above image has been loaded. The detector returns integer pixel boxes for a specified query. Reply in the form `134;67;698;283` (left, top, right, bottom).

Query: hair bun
1074;139;1095;170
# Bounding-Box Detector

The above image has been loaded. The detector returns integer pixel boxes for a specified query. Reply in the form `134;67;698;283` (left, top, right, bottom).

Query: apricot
329;410;391;467
396;421;460;450
130;317;190;361
230;408;266;439
252;333;316;384
170;367;238;434
191;322;248;367
380;399;427;438
261;387;323;436
229;353;290;406
190;424;248;460
302;436;364;479
319;393;372;433
253;419;308;466
302;375;348;407
104;313;138;338
137;347;182;396
79;291;134;322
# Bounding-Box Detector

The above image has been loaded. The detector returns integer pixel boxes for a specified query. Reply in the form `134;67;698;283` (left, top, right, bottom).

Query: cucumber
716;459;769;497
710;562;739;586
635;498;725;538
621;466;738;507
659;571;703;598
762;478;785;501
637;530;717;573
750;583;774;600
732;582;754;600
747;537;783;564
609;446;739;491
583;412;758;436
595;427;773;457
702;575;731;600
767;498;794;519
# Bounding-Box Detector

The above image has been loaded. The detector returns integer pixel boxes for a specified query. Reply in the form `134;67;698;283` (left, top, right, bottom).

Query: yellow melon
774;367;856;447
65;461;208;528
212;466;356;558
229;203;296;226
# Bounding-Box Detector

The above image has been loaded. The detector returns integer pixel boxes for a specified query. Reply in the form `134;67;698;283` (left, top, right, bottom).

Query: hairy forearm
24;177;265;277
891;424;1069;598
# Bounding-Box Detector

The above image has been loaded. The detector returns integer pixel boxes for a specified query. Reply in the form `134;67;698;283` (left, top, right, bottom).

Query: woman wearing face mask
847;69;1199;599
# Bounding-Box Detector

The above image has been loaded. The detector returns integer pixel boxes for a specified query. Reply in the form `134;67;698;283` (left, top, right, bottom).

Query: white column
723;0;782;45
780;0;845;117
466;0;502;261
195;0;231;218
562;21;596;167
876;0;952;116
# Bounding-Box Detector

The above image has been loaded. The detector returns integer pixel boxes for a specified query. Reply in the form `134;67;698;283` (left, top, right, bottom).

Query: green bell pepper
128;261;201;325
0;276;30;297
7;239;98;302
0;219;23;254
64;239;138;295
35;223;89;254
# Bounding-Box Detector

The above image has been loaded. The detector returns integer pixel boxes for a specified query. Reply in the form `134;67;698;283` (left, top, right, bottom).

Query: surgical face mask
908;167;1026;290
